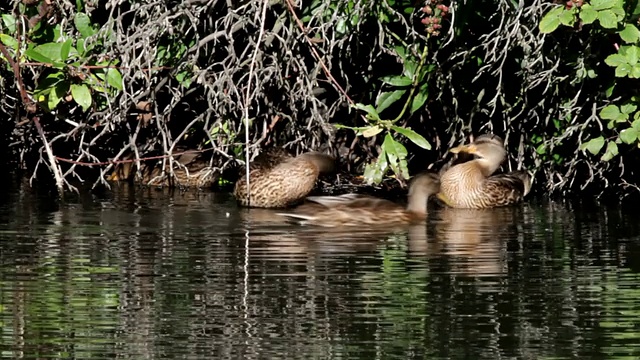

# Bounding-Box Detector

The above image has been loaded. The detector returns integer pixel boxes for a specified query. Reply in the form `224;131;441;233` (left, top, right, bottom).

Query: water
1;184;640;359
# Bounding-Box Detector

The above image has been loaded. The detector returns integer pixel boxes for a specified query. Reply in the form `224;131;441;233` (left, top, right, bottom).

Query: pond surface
1;184;640;359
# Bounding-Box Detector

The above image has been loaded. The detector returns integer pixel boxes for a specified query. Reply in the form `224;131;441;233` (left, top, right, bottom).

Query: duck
233;148;335;208
107;150;216;188
437;134;532;209
276;172;440;227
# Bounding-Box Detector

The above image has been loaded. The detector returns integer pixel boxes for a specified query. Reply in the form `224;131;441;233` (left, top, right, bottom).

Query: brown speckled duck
437;134;532;209
233;148;335;208
276;172;440;227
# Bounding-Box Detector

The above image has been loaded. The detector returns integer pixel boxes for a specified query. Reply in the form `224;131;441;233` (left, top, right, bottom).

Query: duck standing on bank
233;148;335;208
277;172;440;227
437;134;532;209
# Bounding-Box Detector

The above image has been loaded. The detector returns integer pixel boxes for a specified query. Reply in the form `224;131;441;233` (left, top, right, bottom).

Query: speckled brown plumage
107;151;216;188
438;134;532;209
276;172;440;227
233;149;335;208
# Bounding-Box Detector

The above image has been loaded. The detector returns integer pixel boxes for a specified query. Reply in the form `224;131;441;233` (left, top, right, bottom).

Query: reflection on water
1;184;640;359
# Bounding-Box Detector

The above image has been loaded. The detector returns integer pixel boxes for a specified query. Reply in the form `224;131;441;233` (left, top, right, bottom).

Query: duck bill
449;144;478;154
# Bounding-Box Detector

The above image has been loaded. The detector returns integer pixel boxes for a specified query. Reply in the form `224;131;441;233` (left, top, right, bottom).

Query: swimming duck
437;134;531;209
233;148;335;208
277;172;440;227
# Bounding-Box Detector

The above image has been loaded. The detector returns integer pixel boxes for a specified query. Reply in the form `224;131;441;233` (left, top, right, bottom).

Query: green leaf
376;90;406;113
77;38;86;56
361;125;383;138
24;47;54;63
632;64;640;78
2;14;16;33
383;133;407;158
539;6;564;34
380;75;413;86
601;141;619;161
620;24;640;43
591;0;616;11
403;61;417;78
620;104;637;114
70;83;92;111
615;63;632;77
391;125;431;149
30;43;66;62
579;4;597;24
632;118;640;130
605;83;615;98
624;46;639;65
74;13;96;38
559;9;575;26
410;89;428;114
60;38;72;62
598;10;619;29
363;160;385;185
47;82;69;111
605;53;627;67
105;68;123;91
0;34;18;50
599;105;621;120
581;136;605;155
620;128;638;144
352;103;381;121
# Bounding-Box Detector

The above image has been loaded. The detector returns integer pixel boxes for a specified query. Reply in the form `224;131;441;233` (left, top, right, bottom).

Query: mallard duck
276;172;440;227
437;134;532;209
107;150;216;188
233;148;335;208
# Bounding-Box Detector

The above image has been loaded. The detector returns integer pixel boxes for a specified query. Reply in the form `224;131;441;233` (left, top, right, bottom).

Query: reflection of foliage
358;235;430;353
598;269;640;357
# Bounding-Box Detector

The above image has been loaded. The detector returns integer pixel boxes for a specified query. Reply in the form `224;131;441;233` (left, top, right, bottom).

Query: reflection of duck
233;149;335;208
438;134;531;209
430;207;520;277
277;172;440;227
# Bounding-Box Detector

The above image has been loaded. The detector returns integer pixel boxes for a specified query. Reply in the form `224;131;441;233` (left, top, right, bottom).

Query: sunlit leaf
352;103;381;121
74;13;96;38
620;104;637;114
539;6;564;33
47;81;69;111
105;68;123;91
601;141;619;161
383;133;408;160
0;34;18;50
2;14;15;33
558;8;575;26
580;136;605;155
60;38;72;62
71;83;92;111
598;9;618;29
410;89;428;114
605;53;627;67
403;61;417;78
376;89;406;113
624;46;639;65
362;125;383;138
599;105;622;120
391;125;431;149
579;4;597;24
380;75;412;86
619;128;638;144
620;24;640;43
24;47;54;63
591;0;616;11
